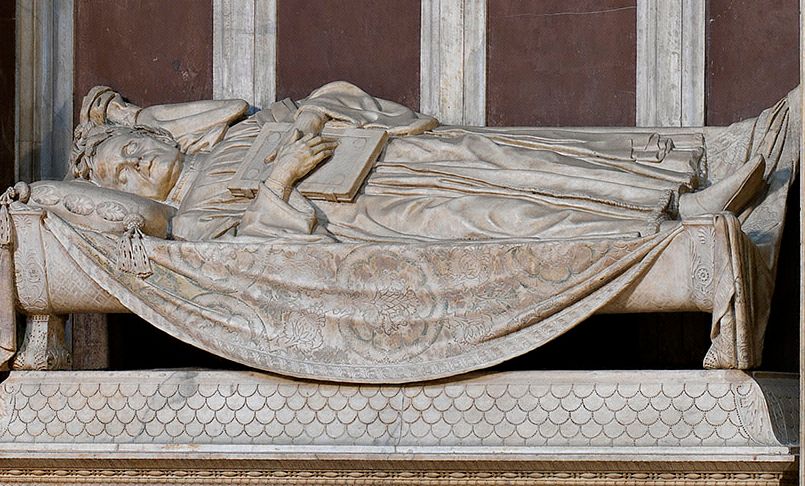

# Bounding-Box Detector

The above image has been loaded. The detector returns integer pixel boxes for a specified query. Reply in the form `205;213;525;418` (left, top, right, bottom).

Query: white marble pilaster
636;0;705;127
15;0;74;182
420;0;486;126
213;0;277;108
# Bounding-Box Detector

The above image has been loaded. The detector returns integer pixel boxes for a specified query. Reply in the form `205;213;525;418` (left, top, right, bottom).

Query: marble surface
0;369;797;454
0;369;797;484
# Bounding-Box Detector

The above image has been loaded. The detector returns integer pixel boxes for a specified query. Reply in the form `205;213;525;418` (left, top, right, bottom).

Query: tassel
0;204;11;248
116;215;152;278
0;186;18;248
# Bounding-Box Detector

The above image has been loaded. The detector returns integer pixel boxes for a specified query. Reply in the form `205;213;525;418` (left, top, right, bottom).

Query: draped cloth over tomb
0;86;796;380
43;211;771;383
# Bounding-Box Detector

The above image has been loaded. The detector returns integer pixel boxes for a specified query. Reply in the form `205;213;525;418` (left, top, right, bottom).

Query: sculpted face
92;133;183;201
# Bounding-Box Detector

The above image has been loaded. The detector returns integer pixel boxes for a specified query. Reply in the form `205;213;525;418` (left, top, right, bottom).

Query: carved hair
70;122;179;181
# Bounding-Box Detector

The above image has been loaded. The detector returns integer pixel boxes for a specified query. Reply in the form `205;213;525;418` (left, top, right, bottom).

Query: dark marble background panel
276;0;420;110
487;0;637;127
0;1;14;188
74;0;213;122
706;0;799;125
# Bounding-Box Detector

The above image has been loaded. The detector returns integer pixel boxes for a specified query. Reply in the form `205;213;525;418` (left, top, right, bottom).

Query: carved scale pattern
0;372;796;448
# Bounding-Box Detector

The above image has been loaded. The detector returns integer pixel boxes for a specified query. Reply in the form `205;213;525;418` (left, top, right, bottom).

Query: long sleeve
136;99;250;154
296;81;438;136
237;180;335;242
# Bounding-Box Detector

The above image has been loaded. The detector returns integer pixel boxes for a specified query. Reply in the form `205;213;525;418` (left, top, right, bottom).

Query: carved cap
79;86;117;126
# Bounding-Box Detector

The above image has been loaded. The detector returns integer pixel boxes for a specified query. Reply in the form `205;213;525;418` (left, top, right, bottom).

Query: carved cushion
26;180;176;238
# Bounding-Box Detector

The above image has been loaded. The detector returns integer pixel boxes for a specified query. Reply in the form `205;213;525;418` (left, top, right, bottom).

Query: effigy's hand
268;129;338;190
272;109;327;151
293;109;328;137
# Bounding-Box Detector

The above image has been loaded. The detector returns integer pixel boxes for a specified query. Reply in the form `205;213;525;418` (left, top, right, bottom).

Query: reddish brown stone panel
0;0;14;188
74;0;213;121
706;0;799;125
487;0;637;127
276;0;420;110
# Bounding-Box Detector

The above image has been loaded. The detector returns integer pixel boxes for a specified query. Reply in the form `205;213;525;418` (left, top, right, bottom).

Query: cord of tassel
116;214;152;278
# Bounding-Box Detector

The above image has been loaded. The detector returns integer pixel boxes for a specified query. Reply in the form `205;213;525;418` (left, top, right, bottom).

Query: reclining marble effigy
0;82;798;382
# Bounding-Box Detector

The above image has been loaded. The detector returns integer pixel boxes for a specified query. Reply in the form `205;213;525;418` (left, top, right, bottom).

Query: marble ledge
0;369;798;484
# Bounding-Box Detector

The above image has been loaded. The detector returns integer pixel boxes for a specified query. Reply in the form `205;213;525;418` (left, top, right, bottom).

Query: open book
228;123;388;202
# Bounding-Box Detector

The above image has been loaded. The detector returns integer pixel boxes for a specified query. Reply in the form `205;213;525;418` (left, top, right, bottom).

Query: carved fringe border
0;469;794;485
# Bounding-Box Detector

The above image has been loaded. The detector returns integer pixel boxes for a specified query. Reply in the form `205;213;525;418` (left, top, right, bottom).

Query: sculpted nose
136;157;153;172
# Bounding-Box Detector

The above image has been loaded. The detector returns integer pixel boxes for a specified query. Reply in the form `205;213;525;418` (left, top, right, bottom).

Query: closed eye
122;141;139;157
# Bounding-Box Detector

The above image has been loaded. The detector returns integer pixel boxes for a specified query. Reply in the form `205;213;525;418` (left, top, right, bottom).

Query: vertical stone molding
213;0;277;109
420;0;486;126
636;0;704;127
15;0;73;182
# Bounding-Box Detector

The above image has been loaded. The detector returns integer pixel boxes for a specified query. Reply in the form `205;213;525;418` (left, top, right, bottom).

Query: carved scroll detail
11;314;71;370
688;225;716;311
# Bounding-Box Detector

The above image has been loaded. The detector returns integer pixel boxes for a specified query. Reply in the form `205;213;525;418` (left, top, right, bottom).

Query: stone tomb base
0;370;798;485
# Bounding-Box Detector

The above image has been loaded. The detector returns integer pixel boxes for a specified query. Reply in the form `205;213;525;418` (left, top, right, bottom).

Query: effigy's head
70;123;183;201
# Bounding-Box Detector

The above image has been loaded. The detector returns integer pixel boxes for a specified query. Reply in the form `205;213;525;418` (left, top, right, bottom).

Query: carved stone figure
69;83;765;243
0;82;798;382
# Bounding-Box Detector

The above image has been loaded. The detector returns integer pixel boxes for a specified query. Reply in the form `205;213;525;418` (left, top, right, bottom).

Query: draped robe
170;82;705;243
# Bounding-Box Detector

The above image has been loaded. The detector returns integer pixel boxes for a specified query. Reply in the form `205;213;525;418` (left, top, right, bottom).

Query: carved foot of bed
12;314;71;370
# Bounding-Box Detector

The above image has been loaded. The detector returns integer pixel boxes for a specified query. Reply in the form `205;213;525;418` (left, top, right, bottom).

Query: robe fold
172;81;704;243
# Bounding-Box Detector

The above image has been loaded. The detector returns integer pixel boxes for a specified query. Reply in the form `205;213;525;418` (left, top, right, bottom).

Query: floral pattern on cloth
42;212;770;383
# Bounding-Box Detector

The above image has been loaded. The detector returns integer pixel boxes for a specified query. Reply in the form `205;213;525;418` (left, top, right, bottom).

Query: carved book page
298;128;388;202
228;123;388;202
